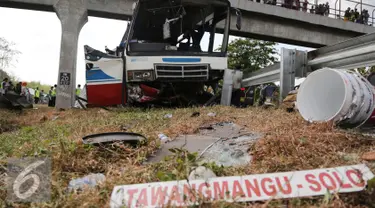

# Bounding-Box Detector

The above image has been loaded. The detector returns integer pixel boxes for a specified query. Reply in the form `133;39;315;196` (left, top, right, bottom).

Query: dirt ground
0;105;375;207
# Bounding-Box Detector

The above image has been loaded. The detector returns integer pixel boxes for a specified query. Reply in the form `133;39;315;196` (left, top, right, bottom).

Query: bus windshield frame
124;0;231;57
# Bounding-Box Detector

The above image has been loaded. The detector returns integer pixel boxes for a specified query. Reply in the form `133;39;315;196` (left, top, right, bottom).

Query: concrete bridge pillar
53;0;88;109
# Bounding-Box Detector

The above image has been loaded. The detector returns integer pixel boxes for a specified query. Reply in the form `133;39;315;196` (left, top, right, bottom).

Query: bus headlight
128;70;154;81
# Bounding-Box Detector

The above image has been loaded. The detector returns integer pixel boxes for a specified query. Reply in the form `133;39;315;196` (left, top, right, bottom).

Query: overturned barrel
296;68;375;129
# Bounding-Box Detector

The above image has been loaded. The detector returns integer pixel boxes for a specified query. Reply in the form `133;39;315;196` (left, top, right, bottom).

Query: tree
225;38;278;73
26;81;51;92
0;37;20;81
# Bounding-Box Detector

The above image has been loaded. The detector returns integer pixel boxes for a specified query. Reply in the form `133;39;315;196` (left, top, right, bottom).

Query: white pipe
297;68;375;128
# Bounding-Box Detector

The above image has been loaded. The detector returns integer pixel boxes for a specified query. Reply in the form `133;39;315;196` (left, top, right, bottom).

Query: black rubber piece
82;132;147;147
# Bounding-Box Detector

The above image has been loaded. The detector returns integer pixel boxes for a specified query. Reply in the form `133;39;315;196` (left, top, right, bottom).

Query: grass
0;105;375;207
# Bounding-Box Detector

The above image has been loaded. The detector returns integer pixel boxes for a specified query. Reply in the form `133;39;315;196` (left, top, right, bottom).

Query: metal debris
146;122;260;166
200;134;260;167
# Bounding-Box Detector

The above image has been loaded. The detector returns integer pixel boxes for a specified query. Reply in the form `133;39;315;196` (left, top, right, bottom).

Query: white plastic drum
296;68;375;128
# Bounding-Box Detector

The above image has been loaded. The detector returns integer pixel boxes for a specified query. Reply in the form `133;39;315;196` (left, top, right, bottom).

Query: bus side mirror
234;9;242;30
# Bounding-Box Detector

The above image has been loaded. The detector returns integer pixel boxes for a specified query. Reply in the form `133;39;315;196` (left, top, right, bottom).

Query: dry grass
0;105;375;207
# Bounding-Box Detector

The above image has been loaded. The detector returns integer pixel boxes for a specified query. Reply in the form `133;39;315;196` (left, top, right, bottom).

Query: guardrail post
54;0;88;109
279;48;296;103
221;69;234;106
279;48;307;103
335;0;339;18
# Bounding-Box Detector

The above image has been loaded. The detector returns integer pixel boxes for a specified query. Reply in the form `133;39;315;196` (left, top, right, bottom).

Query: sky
0;0;373;86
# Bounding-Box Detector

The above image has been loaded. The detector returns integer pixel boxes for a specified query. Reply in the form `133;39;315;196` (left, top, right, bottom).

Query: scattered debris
207;112;216;117
188;166;216;181
191;112;200;117
146;135;220;164
68;173;106;192
158;133;170;143
147;122;258;166
282;88;298;112
164;114;173;119
199;122;247;139
52;116;59;121
82;132;146;147
200;134;259;167
110;164;374;208
362;151;375;161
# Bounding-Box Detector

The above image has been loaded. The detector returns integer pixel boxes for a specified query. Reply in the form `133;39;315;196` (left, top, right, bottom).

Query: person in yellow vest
76;84;81;97
48;85;57;107
34;87;40;104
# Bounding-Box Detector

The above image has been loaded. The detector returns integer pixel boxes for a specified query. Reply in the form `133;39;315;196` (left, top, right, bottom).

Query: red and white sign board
110;164;374;208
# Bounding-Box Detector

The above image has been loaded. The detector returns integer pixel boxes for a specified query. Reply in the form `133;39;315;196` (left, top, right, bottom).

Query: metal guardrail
242;63;280;86
241;32;375;101
242;48;307;102
308;32;375;70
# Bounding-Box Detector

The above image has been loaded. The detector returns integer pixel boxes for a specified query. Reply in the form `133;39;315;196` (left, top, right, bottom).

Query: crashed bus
84;0;242;107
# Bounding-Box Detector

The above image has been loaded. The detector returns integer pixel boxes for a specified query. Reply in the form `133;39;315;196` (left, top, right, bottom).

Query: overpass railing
241;32;375;102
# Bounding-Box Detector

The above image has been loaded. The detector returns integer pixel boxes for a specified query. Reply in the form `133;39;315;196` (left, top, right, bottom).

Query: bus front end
124;0;233;105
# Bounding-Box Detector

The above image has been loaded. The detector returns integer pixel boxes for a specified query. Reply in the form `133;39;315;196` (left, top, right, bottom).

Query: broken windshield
126;0;230;56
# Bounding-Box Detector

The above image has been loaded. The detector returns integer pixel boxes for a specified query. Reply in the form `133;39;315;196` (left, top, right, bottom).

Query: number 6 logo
13;160;45;199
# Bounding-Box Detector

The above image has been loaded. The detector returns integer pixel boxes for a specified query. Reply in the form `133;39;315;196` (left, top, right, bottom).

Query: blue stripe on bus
86;69;116;81
162;58;201;63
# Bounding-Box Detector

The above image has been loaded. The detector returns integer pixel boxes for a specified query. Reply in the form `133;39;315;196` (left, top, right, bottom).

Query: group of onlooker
249;0;372;26
344;8;370;25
